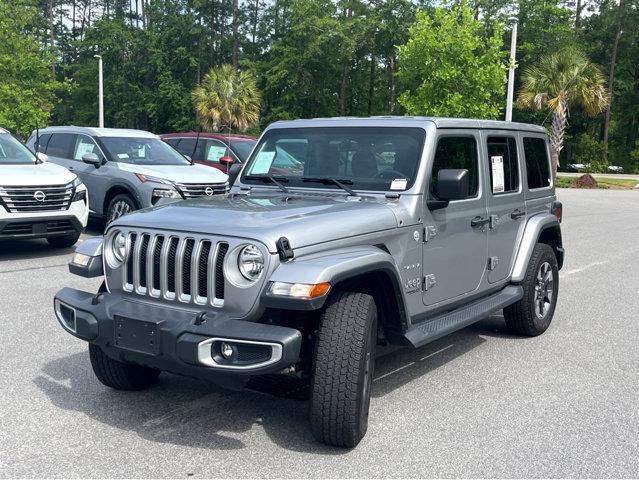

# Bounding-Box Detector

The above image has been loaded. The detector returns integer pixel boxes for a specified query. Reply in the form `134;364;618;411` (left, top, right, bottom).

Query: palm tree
192;65;261;132
517;49;609;176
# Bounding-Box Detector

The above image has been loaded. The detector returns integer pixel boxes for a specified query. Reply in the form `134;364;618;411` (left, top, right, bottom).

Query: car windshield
230;140;256;161
241;127;425;192
100;137;191;165
0;133;36;165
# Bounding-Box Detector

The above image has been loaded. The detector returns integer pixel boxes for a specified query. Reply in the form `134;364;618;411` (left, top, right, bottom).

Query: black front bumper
53;288;303;385
0;215;82;240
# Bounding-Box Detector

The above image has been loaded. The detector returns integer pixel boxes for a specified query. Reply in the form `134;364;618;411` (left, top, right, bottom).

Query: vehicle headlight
238;244;264;281
105;230;127;268
152;188;182;204
69;177;82;189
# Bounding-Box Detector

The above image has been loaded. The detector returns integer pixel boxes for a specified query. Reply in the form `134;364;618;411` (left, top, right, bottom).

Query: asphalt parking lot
1;188;637;478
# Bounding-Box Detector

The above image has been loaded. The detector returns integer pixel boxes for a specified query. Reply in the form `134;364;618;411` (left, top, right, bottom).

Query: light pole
94;54;104;128
505;17;518;122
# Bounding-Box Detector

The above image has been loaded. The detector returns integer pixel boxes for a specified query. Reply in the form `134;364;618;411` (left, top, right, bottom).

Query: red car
161;132;257;173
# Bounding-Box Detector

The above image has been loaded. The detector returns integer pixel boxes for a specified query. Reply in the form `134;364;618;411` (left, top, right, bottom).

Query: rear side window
173;138;198;157
34;133;51;153
431;136;479;198
46;133;76;158
487;136;519;194
523;137;551;189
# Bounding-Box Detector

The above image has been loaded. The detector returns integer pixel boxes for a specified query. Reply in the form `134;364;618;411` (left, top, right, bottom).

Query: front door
422;132;489;306
70;134;109;214
482;132;526;283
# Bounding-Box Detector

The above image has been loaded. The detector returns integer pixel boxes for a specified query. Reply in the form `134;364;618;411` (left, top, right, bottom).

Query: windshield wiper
301;177;358;196
244;174;290;193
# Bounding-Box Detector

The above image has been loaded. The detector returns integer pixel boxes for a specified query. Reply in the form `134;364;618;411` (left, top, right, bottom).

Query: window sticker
491;155;505;193
390;178;408;190
117;153;130;159
74;142;95;160
250;151;276;174
207;145;227;162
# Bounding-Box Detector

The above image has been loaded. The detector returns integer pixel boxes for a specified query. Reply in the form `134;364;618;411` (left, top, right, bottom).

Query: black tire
89;343;160;390
310;291;377;448
106;193;136;225
504;243;559;336
46;231;81;248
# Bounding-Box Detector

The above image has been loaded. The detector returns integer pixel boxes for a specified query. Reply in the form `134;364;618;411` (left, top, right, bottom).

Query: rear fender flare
511;214;563;282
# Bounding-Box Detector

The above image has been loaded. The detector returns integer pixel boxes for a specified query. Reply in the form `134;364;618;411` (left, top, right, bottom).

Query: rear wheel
89;343;160;390
309;291;377;448
106;193;136;225
504;243;559;336
46;231;81;248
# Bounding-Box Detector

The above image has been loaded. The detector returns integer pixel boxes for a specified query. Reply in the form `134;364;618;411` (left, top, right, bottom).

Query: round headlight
113;231;126;262
238;244;264;281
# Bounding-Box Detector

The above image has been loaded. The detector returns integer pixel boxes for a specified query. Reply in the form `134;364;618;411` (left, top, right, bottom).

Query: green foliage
572;133;608;173
397;3;507;119
192;65;261;132
0;1;67;137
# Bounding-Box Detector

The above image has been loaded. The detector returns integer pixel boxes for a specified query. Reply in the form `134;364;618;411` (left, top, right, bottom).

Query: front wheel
504;243;559;336
46;231;81;248
89;344;160;390
309;291;377;448
106;193;136;225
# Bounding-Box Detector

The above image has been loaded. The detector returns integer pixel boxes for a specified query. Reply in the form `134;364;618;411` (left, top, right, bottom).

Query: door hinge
487;256;499;270
423;274;437;291
423;226;437;242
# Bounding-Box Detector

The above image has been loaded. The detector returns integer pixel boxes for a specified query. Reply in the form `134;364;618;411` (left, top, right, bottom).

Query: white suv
0;128;89;248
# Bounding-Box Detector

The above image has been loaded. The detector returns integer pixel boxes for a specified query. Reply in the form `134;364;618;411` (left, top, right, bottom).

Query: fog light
220;342;235;359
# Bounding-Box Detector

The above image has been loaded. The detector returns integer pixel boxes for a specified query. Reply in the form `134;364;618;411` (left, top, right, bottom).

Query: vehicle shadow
0;239;75;262
33;316;506;454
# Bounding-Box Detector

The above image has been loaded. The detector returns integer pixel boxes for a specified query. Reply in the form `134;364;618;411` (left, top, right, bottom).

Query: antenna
35;120;41;163
190;126;201;164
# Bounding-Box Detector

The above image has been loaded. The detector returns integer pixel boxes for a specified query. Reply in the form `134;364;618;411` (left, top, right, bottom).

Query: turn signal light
268;282;331;299
551;201;563;222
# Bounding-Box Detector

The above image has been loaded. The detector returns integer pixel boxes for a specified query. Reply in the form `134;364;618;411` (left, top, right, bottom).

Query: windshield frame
0;133;37;165
239;126;426;194
97;136;192;166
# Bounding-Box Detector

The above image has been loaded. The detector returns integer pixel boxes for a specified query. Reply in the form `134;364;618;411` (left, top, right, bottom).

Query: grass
556;174;639;190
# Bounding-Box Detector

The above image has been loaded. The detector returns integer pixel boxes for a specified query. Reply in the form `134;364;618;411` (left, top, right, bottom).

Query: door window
46;133;76;158
431;136;479;198
73;135;102;161
173;138;197;157
204;140;230;164
35;134;51;153
523;137;551;189
487;137;519;194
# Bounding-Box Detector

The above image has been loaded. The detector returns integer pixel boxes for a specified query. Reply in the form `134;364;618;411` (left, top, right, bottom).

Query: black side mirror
427;169;469;210
82;153;101;168
228;163;242;186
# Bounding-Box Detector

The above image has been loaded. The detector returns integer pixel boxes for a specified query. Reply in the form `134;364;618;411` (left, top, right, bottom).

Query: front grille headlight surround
104;229;127;268
225;243;266;288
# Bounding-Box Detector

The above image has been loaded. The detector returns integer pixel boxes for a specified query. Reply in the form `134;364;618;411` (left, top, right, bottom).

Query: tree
517;48;608;177
192;65;261;132
397;3;507;119
601;0;626;149
0;1;66;137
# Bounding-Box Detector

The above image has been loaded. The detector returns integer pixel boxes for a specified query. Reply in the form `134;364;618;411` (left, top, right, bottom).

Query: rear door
422;131;489;306
44;133;76;171
482;131;526;283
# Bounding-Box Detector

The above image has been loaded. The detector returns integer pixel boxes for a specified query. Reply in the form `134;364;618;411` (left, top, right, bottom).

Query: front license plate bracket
114;315;161;355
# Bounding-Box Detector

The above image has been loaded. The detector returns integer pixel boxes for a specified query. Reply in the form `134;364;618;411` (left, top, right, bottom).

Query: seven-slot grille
0;184;74;212
123;232;229;307
175;183;228;198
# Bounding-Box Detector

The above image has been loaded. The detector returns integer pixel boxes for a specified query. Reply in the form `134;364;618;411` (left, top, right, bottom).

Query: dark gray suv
27;127;228;223
54;117;563;448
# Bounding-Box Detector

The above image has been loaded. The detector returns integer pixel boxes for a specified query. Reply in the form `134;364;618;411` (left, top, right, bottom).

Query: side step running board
403;285;523;348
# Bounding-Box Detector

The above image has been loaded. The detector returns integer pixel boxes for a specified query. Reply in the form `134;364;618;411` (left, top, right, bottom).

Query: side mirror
427;169;469;210
228;163;242;186
219;155;235;166
82;152;101;168
36;152;48;163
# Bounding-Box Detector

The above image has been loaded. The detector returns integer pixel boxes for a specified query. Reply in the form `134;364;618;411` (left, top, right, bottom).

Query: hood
115;163;228;184
113;193;399;252
0;162;76;186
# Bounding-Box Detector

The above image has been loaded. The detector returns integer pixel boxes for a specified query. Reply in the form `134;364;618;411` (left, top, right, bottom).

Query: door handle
471;216;490;228
510;209;526;220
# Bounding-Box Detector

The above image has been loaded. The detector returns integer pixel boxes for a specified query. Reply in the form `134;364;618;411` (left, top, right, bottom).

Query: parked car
608;165;624;173
54;117;564;448
26;127;228;224
161;132;256;173
0;127;88;247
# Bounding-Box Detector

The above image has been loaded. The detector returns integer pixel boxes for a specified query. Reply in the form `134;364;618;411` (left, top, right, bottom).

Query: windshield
0;134;36;165
99;137;191;166
241;127;425;192
230;140;256;161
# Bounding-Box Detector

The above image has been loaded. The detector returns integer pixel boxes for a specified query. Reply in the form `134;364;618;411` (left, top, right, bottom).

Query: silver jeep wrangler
54;117;564;448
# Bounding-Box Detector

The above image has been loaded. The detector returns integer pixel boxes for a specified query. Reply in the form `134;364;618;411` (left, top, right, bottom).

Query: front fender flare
263;246;407;313
511;214;563;282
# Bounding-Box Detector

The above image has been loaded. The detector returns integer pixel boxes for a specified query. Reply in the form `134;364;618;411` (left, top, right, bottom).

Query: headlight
238;244;264;281
152;188;182;204
105;230;127;268
135;173;173;185
69;177;82;189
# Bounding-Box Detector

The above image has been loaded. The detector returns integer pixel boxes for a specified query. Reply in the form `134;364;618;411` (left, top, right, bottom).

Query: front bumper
0;215;84;240
53;288;303;383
